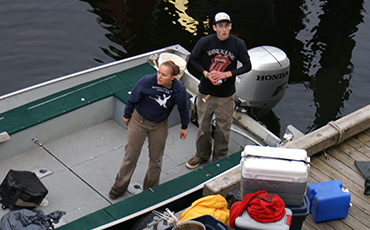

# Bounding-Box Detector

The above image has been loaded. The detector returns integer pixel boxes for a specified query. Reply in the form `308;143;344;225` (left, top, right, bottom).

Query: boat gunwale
59;160;242;230
0;44;190;114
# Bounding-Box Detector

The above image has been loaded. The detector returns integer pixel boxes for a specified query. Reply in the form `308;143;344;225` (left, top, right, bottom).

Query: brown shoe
186;156;203;169
109;189;124;199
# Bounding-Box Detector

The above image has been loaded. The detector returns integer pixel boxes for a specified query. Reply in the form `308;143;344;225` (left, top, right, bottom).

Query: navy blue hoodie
123;73;190;129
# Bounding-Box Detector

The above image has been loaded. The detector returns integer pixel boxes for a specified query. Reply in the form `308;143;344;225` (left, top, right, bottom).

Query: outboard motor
235;46;290;118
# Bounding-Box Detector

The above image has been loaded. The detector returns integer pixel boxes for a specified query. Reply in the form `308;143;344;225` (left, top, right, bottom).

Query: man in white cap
186;12;252;169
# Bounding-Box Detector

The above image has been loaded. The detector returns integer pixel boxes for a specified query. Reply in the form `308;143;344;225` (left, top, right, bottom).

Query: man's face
213;22;232;41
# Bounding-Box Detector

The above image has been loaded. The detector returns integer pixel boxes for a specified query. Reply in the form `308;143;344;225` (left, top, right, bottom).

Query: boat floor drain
127;183;143;195
31;167;53;179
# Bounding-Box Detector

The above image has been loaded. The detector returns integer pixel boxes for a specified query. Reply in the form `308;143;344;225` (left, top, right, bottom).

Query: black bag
0;169;48;210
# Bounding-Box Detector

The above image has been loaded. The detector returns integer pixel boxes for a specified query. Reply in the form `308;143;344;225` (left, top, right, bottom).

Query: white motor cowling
235;46;290;118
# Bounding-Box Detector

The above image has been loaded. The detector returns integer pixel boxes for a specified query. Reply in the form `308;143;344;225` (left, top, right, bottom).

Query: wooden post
283;104;370;156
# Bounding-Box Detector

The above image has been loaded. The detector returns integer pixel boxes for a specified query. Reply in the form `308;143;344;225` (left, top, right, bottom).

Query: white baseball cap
214;12;231;24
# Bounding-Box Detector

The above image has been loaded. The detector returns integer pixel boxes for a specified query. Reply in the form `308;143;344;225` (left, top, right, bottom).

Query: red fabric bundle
229;190;285;228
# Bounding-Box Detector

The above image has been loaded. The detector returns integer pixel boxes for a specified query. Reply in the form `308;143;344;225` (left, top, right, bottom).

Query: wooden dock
231;104;370;229
180;105;370;230
301;127;370;229
278;104;370;229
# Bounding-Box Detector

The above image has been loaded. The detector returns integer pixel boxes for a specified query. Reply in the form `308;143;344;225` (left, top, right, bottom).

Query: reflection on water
81;0;366;135
170;0;199;35
296;0;364;132
81;0;204;60
0;0;367;137
81;0;145;60
82;0;306;62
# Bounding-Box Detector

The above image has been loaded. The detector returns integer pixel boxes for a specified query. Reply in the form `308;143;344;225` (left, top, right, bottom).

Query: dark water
1;0;369;137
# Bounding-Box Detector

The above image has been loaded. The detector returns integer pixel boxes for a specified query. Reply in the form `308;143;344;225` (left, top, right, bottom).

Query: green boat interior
0;59;244;229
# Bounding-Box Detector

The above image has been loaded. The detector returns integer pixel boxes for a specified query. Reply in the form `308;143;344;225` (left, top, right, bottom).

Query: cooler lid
241;156;309;182
241;145;310;163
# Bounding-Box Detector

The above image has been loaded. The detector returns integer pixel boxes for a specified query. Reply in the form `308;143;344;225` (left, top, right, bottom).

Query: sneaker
186;156;202;169
109;189;124;199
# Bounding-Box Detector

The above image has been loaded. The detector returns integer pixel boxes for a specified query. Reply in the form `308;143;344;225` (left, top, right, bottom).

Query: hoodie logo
210;54;231;72
150;94;171;108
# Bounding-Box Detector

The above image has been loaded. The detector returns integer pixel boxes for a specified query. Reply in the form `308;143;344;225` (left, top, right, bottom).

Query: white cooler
240;145;310;206
235;208;292;230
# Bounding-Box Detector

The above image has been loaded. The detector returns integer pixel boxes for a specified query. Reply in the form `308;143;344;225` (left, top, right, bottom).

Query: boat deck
0;118;201;225
302;127;370;230
2;108;370;229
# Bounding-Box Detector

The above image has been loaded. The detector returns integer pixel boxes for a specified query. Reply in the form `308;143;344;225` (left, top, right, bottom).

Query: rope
328;121;345;145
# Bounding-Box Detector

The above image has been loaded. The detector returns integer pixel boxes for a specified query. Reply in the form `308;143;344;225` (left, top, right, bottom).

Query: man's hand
208;70;230;85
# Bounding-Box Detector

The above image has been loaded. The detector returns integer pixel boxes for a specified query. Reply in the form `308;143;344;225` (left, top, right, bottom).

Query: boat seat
0;63;155;135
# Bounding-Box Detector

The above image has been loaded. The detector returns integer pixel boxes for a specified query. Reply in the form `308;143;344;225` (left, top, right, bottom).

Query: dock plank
306;159;367;230
362;128;370;141
352;133;370;156
301;128;370;230
315;152;370;212
336;140;370;162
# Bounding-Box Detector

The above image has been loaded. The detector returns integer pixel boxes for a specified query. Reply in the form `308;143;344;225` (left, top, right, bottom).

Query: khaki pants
195;93;235;162
111;109;169;194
